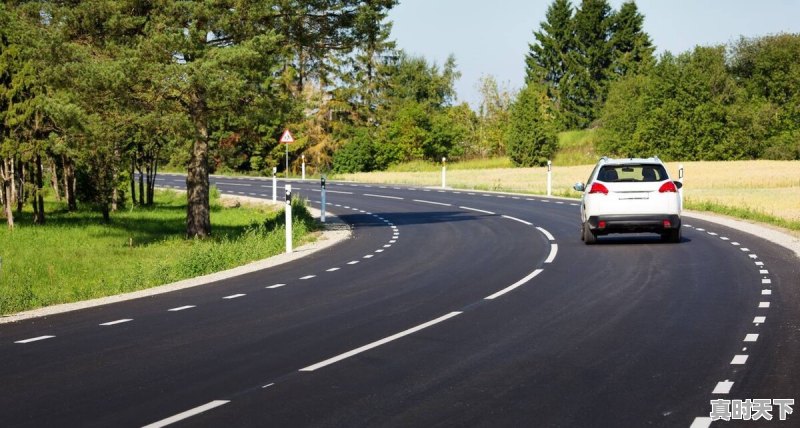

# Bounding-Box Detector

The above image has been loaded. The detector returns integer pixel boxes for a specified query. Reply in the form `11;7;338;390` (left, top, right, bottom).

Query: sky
388;0;800;109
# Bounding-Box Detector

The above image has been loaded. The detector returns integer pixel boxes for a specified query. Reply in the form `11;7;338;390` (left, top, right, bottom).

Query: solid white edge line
544;244;558;264
299;312;463;372
501;215;533;226
413;199;452;207
485;269;544;300
364;193;404;200
15;335;56;344
690;417;712;428
536;227;555;241
459;206;495;215
100;319;133;326
142;400;230;428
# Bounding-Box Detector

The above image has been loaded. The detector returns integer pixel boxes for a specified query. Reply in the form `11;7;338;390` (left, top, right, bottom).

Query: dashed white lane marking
375;249;384;253
762;289;772;295
740;247;750;252
347;261;360;265
364;194;403;200
501;215;532;226
690;417;712;428
262;383;275;389
570;203;579;206
720;237;730;241
300;275;316;280
389;240;396;243
485;269;544;300
712;380;734;394
707;232;718;236
753;316;766;324
267;284;286;289
15;335;56;344
731;355;749;365
299;311;463;372
544;244;558;264
326;268;340;272
731;242;740;246
759;302;771;308
100;319;133;326
142;400;230;428
536;227;555;241
383;244;391;248
762;278;772;284
413;199;452;207
459;206;495;215
748;254;758;259
363;255;374;259
695;228;706;232
755;261;764;266
759;269;769;274
168;305;196;312
223;294;246;300
744;334;759;342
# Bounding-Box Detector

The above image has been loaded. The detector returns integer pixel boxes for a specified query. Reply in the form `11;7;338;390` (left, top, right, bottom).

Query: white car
573;157;683;244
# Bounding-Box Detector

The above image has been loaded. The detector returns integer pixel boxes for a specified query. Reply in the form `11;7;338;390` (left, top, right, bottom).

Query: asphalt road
1;174;798;428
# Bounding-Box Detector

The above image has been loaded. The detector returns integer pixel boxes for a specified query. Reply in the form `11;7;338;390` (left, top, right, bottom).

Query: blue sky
388;0;800;109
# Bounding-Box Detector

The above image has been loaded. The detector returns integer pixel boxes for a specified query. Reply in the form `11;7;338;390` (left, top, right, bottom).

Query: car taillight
589;182;609;195
659;181;678;193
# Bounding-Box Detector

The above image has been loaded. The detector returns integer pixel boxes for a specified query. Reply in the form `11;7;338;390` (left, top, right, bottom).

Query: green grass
0;190;318;315
553;129;600;166
684;199;800;232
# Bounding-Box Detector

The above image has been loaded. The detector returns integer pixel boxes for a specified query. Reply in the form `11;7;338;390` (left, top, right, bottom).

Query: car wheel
662;228;681;243
583;222;597;245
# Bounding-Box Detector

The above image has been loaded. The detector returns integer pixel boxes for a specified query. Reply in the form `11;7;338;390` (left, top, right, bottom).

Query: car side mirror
674;181;683;189
573;182;585;192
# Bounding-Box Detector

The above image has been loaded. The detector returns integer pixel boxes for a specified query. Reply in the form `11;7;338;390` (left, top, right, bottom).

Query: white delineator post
679;164;684;183
301;155;306;181
285;184;292;254
272;167;277;203
441;157;447;189
547;160;552;197
320;176;327;223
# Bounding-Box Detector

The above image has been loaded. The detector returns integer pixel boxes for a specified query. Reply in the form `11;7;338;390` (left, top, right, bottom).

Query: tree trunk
1;158;14;229
146;149;158;206
63;156;77;212
130;156;137;206
186;97;211;239
15;158;24;213
137;157;144;206
33;155;45;225
50;158;61;201
9;158;17;208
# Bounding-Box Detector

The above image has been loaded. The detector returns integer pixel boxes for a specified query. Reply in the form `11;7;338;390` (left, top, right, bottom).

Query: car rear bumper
587;214;681;235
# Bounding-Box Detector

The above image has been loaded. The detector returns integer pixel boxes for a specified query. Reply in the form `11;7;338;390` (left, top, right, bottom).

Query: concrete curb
0;193;351;324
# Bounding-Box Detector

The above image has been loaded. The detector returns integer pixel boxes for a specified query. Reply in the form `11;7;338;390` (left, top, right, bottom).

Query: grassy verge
0;190;318;315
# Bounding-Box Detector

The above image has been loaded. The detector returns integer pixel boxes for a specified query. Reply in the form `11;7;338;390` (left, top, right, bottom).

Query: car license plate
618;192;649;200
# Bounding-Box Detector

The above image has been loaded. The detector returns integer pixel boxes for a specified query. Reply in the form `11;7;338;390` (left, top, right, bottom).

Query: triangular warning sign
280;129;295;144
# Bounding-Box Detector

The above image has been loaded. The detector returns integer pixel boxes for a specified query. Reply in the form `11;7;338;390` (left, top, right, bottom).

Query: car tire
662;228;681;243
583;222;597;245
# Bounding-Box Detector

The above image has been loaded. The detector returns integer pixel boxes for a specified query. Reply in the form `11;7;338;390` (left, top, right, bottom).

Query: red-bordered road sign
280;129;295;144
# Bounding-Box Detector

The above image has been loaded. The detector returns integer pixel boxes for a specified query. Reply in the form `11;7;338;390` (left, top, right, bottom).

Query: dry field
336;160;800;228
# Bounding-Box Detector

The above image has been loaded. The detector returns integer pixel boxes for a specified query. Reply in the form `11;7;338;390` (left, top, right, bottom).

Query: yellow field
336;160;800;226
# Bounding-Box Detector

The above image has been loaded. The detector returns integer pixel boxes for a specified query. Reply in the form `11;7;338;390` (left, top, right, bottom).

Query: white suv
573;157;683;244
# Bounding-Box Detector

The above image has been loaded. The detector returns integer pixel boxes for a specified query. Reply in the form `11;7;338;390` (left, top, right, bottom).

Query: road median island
0;190;350;323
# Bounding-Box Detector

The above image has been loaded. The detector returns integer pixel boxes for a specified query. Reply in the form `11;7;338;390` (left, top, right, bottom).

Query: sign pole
272;167;277;203
547;160;552;197
302;155;306;181
285;184;292;253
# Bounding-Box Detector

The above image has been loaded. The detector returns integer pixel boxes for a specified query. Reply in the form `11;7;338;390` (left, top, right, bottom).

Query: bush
506;84;558;167
332;129;378;173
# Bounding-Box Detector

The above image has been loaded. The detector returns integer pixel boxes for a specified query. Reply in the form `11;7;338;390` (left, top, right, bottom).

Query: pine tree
608;1;655;78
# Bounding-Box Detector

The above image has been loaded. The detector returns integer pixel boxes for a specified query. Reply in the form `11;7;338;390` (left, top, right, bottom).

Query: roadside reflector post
679;164;684;182
547;160;552;197
285;184;292;254
272;167;277;203
442;157;447;189
321;176;327;223
302;155;306;181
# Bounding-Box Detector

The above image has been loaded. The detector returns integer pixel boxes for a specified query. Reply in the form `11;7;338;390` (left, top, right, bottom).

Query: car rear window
597;164;668;183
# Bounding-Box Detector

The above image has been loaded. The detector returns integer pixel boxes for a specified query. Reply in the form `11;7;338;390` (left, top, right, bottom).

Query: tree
475;75;513;157
507;84;558;167
607;1;654;78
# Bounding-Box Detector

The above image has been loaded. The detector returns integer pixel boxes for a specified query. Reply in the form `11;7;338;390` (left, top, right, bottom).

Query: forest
1;0;798;236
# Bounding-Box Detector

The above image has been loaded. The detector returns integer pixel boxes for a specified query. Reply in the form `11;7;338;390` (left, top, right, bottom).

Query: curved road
1;174;798;427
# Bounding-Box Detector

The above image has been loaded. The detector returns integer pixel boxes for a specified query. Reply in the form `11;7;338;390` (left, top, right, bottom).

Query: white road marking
459;206;495;215
267;284;286;289
299;312;463;372
712;380;734;394
218;182;251;187
168;305;196;312
501;215;533;226
731;355;749;365
759;302;770;308
15;335;55;344
413;199;452;206
707;232;718;236
695;228;705;232
740;248;750;252
485;269;544;300
142;400;230;428
262;383;275;389
570;203;579;206
731;242;740;246
300;275;316;280
347;261;360;265
759;269;769;274
496;195;506;198
762;278;772;284
363;255;374;259
755;261;764;266
536;227;555;241
327;268;340;272
753;316;766;324
749;254;758;259
383;244;392;248
690;417;712;428
720;237;729;241
223;294;246;300
544;244;558;264
389;240;396;243
556;201;565;204
364;193;403;200
375;249;384;253
100;319;133;326
744;334;759;342
762;289;772;295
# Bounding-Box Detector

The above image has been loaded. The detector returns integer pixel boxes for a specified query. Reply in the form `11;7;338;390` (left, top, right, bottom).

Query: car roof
599;157;664;166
